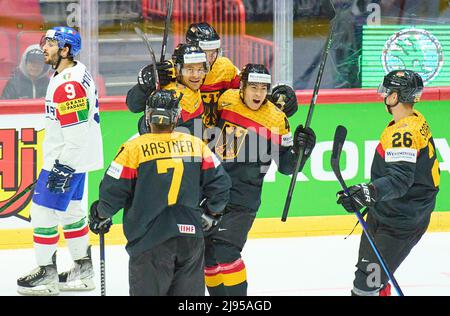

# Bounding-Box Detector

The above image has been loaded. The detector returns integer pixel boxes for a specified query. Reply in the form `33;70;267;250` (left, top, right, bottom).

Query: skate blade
59;278;95;291
17;285;59;296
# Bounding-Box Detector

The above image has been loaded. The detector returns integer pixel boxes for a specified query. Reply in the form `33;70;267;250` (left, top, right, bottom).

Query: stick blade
331;125;347;172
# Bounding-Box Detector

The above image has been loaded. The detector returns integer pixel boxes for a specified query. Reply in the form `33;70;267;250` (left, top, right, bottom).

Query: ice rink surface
1;232;450;296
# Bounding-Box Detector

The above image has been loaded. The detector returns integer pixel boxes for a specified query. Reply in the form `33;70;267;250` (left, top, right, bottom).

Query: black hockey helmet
240;63;272;91
378;69;424;103
172;43;208;67
172;43;209;79
145;89;181;128
185;22;221;51
239;63;272;103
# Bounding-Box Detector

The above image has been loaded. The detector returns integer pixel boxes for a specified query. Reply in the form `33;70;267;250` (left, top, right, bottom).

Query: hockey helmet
40;26;82;57
185;22;221;51
145;89;181;128
378;70;424;103
172;43;209;80
172;43;208;68
240;63;272;91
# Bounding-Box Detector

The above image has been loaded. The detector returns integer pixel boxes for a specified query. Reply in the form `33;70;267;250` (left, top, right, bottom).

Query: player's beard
45;52;59;68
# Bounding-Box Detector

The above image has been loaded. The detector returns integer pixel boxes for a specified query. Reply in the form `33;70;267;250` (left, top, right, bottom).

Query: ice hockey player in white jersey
17;26;103;296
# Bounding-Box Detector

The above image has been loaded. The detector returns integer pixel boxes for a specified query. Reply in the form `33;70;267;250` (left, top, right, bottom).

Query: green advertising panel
89;101;450;224
362;25;450;88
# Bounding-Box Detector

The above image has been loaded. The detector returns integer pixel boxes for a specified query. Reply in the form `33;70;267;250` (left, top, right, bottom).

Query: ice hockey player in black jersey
204;64;316;296
337;69;440;296
185;21;299;141
89;89;231;296
126;43;209;137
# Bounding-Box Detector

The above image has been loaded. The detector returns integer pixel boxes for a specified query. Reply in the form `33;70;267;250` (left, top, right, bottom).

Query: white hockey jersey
43;61;103;173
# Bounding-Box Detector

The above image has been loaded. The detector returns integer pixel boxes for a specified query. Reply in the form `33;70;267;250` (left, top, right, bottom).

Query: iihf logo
0;128;43;221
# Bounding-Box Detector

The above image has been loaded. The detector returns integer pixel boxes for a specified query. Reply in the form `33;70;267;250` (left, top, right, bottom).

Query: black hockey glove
138;64;156;92
88;200;112;235
293;125;316;157
46;160;76;194
337;183;377;213
137;60;176;92
270;85;298;117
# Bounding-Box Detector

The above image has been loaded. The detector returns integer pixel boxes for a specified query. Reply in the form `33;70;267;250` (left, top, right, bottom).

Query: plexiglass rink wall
1;0;450;98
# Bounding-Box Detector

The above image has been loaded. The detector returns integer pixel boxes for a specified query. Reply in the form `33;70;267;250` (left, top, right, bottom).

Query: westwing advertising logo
0;128;44;221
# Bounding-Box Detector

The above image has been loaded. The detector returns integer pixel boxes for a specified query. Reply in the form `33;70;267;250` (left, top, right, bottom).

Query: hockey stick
134;26;160;88
281;1;336;222
0;180;36;214
99;231;106;296
330;125;404;296
160;0;173;62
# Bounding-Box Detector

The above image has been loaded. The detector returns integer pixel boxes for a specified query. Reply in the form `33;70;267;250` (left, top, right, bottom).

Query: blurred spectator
1;44;50;99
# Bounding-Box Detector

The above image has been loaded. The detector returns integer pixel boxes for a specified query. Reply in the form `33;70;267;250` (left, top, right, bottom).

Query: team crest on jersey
215;122;248;160
201;91;220;106
0;128;44;222
202;103;219;128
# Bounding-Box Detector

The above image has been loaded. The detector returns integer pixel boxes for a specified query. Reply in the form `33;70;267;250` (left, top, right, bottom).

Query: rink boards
0;93;449;248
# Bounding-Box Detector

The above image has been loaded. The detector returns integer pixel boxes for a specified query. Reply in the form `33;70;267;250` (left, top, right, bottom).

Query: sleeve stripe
121;166;137;179
202;156;215;170
376;142;385;159
180;102;204;122
59;117;88;128
230;75;240;88
201;80;233;91
202;153;220;170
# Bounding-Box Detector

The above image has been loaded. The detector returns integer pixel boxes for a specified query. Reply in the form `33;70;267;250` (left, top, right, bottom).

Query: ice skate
17;252;59;296
58;246;95;291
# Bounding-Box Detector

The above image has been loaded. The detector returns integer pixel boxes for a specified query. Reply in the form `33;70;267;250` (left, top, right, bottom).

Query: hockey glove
201;207;223;233
88;200;112;235
157;60;176;86
293;125;316;157
337;183;377;213
270;85;298;117
46;160;76;194
137;61;176;92
138;64;157;92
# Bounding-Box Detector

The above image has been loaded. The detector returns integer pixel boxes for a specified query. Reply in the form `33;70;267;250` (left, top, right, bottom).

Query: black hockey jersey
213;89;298;210
370;109;440;229
97;131;231;256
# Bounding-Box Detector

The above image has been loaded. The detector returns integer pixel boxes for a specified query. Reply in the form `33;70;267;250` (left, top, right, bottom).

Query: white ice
1;232;450;296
